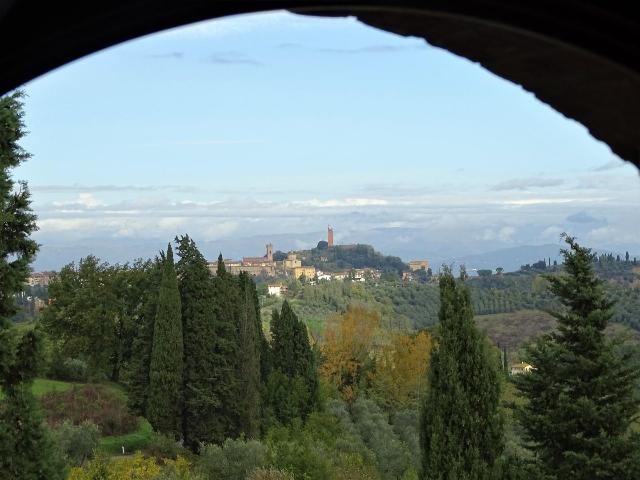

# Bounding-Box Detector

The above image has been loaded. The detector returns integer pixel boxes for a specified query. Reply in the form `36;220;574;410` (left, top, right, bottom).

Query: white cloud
542;226;564;240
492;177;565;191
293;198;389;208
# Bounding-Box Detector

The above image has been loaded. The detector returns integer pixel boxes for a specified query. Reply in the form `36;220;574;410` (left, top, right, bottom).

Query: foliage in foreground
0;91;66;479
420;268;504;479
513;236;640;479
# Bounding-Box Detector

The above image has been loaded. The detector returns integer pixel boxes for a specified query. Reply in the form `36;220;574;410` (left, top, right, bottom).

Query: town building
209;244;276;277
293;266;316;280
283;253;301;270
27;271;55;287
267;284;288;297
408;260;430;271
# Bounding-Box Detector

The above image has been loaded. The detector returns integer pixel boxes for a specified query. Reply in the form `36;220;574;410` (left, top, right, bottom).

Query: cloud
566;211;600;223
207;51;262;66
32;184;199;193
292;198;389;208
591;160;625;172
491;177;565;191
475;226;516;242
148;52;184;60
542;226;565;240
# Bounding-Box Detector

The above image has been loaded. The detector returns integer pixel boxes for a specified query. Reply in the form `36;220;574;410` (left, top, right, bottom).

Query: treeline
273;266;640;333
43;236;320;450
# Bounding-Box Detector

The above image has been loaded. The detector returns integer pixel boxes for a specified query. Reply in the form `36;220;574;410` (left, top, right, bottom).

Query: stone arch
0;2;638;166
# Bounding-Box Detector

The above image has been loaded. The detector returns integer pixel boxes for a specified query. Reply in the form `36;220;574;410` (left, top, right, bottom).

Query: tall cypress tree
211;254;241;441
235;271;264;438
175;235;219;450
126;256;163;416
0;91;66;479
514;235;640;479
147;244;183;438
266;301;319;424
420;269;503;480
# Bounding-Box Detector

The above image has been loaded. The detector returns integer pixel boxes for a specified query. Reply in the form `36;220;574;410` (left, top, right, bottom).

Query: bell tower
266;243;273;262
328;226;334;247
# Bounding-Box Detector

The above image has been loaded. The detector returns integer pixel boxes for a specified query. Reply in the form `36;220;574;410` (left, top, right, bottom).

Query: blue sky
13;10;640;268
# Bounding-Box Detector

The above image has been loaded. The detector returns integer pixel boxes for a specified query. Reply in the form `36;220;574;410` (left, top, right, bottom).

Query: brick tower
266;243;273;262
327;226;334;247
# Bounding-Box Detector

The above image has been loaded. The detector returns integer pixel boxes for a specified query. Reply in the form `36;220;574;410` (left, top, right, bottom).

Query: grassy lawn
0;378;82;400
99;418;153;455
32;378;82;396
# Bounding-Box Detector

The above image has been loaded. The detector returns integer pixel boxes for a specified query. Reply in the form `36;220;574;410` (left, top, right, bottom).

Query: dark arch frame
1;1;638;166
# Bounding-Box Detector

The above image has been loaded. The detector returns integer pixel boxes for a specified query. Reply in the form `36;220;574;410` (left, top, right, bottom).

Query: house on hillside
510;362;534;375
267;285;287;297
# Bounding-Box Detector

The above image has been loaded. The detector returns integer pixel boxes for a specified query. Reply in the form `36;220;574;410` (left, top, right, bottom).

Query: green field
98;418;153;455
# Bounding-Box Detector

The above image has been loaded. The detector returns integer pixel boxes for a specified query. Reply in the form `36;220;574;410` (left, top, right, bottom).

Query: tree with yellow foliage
369;331;432;410
320;306;380;402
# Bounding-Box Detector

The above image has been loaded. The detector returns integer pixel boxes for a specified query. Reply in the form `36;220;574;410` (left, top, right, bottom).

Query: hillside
297;243;408;273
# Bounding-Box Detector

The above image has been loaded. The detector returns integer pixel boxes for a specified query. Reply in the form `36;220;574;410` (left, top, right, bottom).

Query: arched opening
2;5;639;479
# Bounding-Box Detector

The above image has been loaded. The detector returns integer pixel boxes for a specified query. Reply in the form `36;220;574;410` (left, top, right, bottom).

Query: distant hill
446;244;565;273
476;309;640;362
298;243;408;273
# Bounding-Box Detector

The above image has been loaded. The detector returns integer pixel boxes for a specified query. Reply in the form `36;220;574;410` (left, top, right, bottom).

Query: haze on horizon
13;10;640;271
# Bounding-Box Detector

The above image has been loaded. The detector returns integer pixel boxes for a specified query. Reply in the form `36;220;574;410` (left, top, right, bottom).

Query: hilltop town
208;226;431;289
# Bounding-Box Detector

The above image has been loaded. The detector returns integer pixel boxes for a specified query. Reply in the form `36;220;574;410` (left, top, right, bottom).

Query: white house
267;285;287;297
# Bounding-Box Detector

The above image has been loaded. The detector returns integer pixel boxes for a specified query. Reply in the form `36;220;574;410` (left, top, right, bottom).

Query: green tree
236;271;264;438
43;258;147;381
266;301;319;425
125;257;163;416
420;269;503;479
147;244;183;438
175;235;219;450
513;235;640;479
0;91;66;479
211;254;241;441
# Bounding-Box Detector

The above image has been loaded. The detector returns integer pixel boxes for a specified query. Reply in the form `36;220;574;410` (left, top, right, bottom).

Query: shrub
48;356;89;382
350;398;414;480
247;467;295;480
52;420;100;466
68;451;161;480
143;432;183;460
40;384;139;435
196;438;267;480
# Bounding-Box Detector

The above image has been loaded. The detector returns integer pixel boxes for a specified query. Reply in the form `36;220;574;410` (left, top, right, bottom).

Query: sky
13;10;640;269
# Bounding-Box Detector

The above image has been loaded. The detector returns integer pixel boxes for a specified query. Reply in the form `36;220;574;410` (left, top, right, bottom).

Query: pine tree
174;235;220;449
0;91;66;479
235;271;264;438
420;269;503;480
211;254;241;441
147;244;183;438
513;235;640;479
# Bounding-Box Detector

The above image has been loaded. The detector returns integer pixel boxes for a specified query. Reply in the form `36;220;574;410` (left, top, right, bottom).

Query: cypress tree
0;91;66;479
175;235;220;449
514;235;640;479
266;301;319;424
126;256;163;416
211;254;241;441
147;244;183;438
235;271;264;438
420;269;503;480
